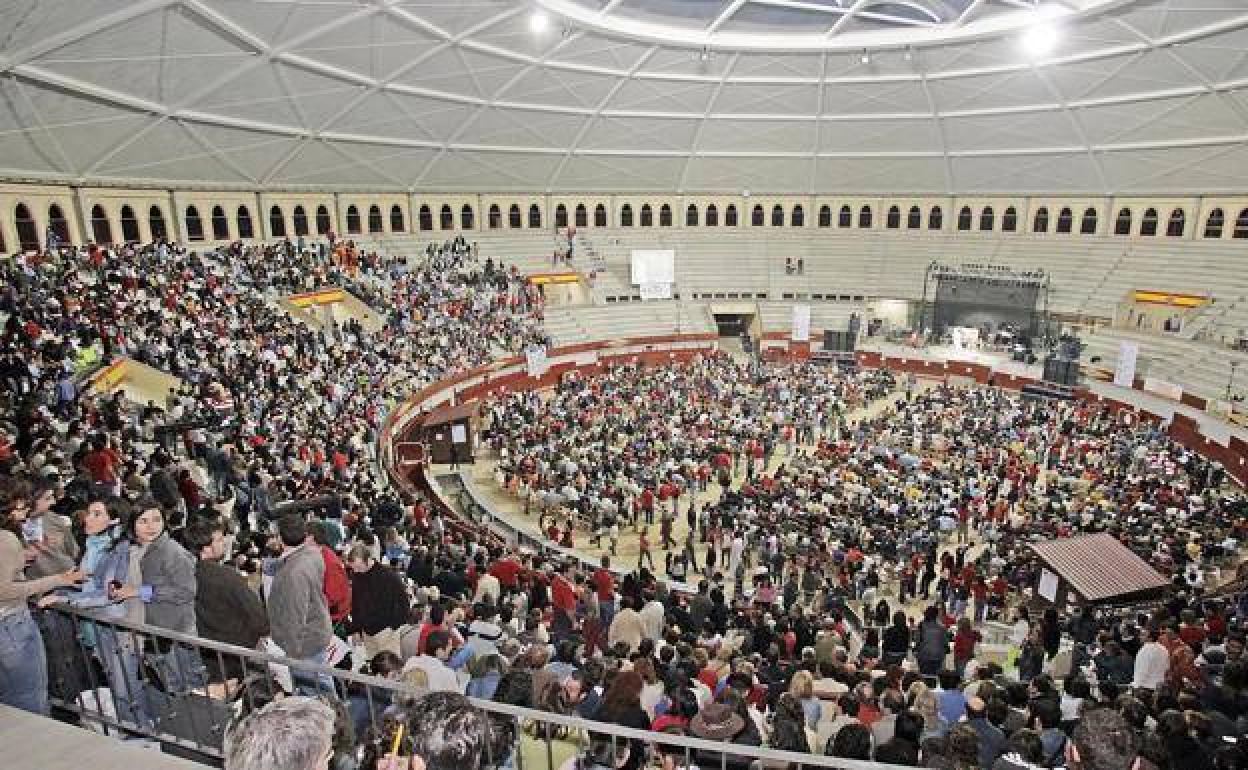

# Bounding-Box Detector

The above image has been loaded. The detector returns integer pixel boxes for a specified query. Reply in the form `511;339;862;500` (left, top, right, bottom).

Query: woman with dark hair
771;692;812;754
829;722;873;760
111;499;202;691
50;496;150;725
652;686;698;733
0;478;82;714
594;670;650;770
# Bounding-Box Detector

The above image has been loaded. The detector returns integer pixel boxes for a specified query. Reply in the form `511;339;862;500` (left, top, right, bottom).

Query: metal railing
36;603;901;770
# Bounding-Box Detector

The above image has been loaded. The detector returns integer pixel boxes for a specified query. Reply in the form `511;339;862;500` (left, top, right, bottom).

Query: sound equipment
822;330;857;353
1043;357;1079;386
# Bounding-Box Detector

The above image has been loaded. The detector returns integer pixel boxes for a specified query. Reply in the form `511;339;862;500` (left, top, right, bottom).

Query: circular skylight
537;0;1123;51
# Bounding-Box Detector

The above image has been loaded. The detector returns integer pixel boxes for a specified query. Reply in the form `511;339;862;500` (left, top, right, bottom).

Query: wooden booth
1028;533;1169;608
420;402;478;465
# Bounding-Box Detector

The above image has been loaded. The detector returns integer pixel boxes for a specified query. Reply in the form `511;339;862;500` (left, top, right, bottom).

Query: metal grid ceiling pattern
0;0;1246;193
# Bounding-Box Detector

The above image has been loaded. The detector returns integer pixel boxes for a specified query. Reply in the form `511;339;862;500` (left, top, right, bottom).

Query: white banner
525;345;549;378
638;282;671;301
790;304;811;342
1114;340;1138;388
1144;376;1183;402
630;249;675;284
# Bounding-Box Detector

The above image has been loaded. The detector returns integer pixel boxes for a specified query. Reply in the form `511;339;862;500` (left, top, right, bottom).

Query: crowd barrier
37;604;898;770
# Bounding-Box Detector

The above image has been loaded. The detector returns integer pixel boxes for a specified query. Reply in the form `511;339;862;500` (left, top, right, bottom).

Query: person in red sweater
592;555;616;629
309;521;351;628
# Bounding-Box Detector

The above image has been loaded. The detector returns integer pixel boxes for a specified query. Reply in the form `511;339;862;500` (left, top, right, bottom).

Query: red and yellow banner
1131;290;1208;308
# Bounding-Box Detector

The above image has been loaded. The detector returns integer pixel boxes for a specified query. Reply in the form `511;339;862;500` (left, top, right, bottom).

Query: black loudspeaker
1043;357;1079;386
822;330;857;353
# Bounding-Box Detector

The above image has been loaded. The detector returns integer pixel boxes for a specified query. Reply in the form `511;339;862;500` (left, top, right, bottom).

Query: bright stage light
1021;24;1058;57
530;10;550;33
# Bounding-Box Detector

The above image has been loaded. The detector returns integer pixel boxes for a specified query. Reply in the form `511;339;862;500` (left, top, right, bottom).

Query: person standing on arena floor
266;513;333;691
637;528;654;570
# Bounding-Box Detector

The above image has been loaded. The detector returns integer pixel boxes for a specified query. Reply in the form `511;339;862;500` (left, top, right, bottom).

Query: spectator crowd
0;233;1246;770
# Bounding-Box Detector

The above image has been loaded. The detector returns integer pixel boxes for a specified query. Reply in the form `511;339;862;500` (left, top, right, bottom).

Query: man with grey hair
224;696;336;770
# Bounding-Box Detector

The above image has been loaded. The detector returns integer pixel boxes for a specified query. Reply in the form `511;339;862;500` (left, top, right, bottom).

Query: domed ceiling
0;0;1245;194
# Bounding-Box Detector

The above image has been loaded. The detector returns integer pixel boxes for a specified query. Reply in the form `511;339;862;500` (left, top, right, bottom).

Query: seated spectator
224;696;336;770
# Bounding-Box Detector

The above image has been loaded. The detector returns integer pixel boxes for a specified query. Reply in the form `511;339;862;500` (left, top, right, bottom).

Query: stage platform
0;706;206;770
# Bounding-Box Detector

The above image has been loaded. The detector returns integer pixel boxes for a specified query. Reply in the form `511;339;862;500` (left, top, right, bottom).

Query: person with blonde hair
789;670;823;729
907;680;946;741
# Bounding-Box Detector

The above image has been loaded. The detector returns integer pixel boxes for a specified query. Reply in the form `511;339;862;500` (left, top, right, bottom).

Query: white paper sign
1114;340;1138;388
639;282;672;300
791;304;811;342
451;424;467;444
1038;568;1059;602
525;345;549;377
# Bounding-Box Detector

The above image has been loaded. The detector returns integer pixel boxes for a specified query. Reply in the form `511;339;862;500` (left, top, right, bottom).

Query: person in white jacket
1131;627;1170;691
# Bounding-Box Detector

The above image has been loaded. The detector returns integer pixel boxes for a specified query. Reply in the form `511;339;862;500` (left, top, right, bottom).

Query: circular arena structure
2;2;1248;770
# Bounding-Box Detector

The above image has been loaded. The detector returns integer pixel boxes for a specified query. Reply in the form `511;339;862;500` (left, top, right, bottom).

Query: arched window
150;205;168;240
979;207;995;232
686;204;698;227
14;204;38;251
508;204;522;229
575;204;588;228
1080;207;1098;235
90;204;112;244
269;205;286;238
48;204;70;244
838;205;852;228
439;204;454;230
369;205;384;233
659;204;672;227
1140;207;1159;236
211;205;229;240
792;205;804;227
235;206;252;239
641;204;654;227
120;205;140;242
621;204;633;227
1114;208;1132;235
528;204;541;229
751;205;764;227
461;205;474;230
1032;207;1049;233
725;204;738;226
858;205;872;228
489;204;502;229
1002;207;1017;232
1235;208;1248;239
705;204;718;227
886;205;901;229
907;206;921;229
1204;208;1224;238
347;205;361;234
292;205;309;237
555;204;568;228
418;205;432;231
594;204;606;227
957;206;973;231
1166;208;1185;237
929;206;943;230
390;204;405;232
184;205;203;242
1056;207;1073;234
770;204;783;227
819;205;832;228
316;205;331;235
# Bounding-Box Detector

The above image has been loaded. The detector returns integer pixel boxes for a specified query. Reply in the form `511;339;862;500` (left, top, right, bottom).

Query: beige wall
2;183;1246;248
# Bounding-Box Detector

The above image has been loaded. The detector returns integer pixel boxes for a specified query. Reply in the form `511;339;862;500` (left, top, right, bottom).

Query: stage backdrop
932;274;1041;337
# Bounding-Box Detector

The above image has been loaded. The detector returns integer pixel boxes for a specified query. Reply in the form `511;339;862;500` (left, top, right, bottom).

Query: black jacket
195;559;268;649
347;563;411;635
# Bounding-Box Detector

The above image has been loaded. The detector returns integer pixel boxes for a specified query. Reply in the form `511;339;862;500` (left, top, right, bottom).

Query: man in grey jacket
266;513;333;690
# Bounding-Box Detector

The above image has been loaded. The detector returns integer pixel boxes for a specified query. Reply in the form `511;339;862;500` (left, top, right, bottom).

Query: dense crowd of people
1;234;1248;770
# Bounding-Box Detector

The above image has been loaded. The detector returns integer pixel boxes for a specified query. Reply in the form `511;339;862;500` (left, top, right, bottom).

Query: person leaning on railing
0;476;84;716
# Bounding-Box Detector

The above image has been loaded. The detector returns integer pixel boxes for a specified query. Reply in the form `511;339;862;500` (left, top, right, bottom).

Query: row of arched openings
8;202;1248;250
